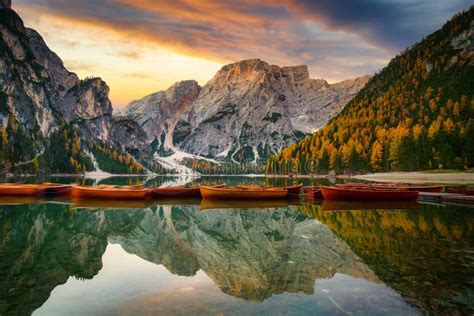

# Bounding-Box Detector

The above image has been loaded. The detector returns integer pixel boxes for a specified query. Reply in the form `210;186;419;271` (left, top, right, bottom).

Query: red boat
320;186;419;201
284;184;302;196
337;183;443;193
150;184;225;198
235;184;302;196
447;188;474;196
304;186;323;198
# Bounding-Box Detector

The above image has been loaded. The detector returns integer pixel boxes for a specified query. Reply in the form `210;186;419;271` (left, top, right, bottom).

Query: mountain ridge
121;58;370;167
0;6;157;174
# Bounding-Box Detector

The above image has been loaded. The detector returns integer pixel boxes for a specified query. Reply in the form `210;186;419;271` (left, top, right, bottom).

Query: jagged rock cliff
0;5;152;173
120;80;200;153
123;59;369;163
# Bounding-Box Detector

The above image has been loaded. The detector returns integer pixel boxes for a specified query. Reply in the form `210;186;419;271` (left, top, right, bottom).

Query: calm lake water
0;177;473;315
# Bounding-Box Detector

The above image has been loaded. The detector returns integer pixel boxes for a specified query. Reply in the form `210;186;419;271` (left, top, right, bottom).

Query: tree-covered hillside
266;6;474;174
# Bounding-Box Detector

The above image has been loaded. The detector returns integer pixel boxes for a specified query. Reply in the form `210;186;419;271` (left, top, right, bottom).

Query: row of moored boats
0;182;471;201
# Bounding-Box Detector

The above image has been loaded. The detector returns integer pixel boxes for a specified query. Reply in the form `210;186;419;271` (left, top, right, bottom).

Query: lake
0;177;473;315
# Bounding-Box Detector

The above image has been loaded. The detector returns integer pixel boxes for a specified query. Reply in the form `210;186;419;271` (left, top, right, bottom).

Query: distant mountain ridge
267;6;474;174
121;59;369;166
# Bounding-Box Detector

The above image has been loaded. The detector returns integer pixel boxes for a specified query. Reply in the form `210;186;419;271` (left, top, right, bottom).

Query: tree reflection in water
0;200;472;315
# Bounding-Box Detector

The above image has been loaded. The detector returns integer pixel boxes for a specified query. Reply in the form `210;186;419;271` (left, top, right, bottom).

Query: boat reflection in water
0;199;472;315
319;200;420;211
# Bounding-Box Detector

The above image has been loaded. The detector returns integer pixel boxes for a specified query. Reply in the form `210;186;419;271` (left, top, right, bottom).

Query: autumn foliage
266;7;474;174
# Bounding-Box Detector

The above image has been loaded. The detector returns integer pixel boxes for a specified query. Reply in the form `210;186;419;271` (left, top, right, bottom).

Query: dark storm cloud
13;0;472;80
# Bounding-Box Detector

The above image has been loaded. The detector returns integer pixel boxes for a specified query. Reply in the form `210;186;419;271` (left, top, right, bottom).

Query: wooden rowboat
303;186;323;198
235;184;302;196
42;183;73;196
0;183;43;196
285;184;302;196
71;185;149;200
200;185;288;200
447;188;474;196
149;184;224;198
337;183;444;193
320;186;419;201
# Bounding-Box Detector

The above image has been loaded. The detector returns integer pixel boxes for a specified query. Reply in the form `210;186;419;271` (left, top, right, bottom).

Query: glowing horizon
13;0;471;108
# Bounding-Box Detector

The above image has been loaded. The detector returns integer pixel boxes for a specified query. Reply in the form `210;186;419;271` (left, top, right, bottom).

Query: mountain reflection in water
0;199;472;315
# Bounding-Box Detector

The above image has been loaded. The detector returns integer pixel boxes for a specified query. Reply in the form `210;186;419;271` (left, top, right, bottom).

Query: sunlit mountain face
0;200;473;315
12;0;471;107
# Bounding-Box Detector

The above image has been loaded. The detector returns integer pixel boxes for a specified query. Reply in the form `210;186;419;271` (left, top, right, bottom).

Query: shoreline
1;171;473;184
353;172;474;184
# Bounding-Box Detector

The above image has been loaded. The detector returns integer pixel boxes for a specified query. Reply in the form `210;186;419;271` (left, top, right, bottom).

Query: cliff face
0;6;152;173
178;59;369;162
120;80;201;153
123;59;369;164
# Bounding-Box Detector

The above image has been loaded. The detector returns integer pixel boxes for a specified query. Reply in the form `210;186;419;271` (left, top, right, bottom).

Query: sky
13;0;472;108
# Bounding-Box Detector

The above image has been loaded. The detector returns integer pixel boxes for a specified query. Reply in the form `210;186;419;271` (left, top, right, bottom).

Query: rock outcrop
120;80;200;153
0;5;152;173
0;0;11;9
123;59;369;163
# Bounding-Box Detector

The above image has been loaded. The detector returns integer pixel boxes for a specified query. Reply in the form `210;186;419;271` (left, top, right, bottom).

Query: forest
266;7;474;175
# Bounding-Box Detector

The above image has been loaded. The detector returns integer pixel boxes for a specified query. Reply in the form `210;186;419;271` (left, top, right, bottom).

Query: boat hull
235;184;301;196
42;184;73;196
150;184;225;198
303;186;323;198
150;186;201;198
0;184;43;196
286;184;302;196
71;186;149;200
338;183;444;193
321;186;419;201
200;186;288;200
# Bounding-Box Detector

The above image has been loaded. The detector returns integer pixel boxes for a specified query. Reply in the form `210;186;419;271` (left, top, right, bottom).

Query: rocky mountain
122;59;369;164
267;6;474;174
119;80;201;155
0;4;154;174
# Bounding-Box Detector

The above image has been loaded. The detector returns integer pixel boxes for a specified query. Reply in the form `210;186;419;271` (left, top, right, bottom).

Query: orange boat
42;183;74;196
200;185;288;200
71;185;149;200
149;184;224;198
337;183;444;193
304;186;323;198
0;183;43;196
236;184;302;196
320;186;419;201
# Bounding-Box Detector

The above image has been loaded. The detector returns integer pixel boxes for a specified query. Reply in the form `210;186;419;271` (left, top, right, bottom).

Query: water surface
0;183;473;315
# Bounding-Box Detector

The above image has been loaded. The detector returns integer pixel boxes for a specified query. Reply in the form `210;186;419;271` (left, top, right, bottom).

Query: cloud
109;49;143;60
13;0;472;81
281;0;473;51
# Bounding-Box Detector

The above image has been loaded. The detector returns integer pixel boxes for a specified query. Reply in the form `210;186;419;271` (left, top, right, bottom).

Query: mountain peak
0;0;11;9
